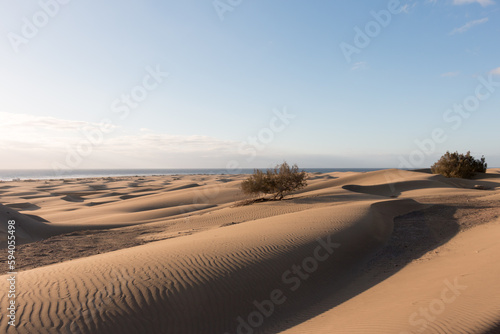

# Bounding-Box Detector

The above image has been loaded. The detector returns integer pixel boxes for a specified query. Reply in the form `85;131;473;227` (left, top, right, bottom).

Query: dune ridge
1;199;421;333
0;169;499;333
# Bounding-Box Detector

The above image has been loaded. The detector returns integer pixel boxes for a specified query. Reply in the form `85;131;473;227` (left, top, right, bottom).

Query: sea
0;168;386;182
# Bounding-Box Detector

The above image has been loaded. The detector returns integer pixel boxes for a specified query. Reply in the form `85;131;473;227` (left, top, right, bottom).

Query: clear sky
0;0;499;170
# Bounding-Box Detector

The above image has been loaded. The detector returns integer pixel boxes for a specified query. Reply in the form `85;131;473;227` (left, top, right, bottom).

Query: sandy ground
0;169;499;333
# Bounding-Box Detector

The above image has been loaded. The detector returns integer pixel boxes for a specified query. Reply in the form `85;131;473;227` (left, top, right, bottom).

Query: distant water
0;168;385;181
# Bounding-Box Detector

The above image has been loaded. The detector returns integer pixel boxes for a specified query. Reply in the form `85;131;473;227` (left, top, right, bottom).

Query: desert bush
431;151;487;179
241;162;307;200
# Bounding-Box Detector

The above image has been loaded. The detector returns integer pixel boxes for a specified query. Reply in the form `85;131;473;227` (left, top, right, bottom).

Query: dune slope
0;169;499;333
0;198;422;334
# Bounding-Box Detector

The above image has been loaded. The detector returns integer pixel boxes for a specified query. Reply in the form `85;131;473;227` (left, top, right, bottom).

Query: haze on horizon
0;0;499;170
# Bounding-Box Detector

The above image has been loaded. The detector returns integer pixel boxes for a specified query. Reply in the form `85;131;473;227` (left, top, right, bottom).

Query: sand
0;169;499;333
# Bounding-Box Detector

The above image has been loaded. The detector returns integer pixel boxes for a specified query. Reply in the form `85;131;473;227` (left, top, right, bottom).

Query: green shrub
431;151;487;179
241;162;307;200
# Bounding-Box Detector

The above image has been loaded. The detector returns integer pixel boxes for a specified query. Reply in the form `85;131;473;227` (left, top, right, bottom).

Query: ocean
0;168;386;181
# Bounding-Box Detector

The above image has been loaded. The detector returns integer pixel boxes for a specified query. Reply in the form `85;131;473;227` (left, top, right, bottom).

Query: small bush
241;162;307;200
431;151;487;179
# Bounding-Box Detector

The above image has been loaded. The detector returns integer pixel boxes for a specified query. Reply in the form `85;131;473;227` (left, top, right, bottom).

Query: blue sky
0;0;499;170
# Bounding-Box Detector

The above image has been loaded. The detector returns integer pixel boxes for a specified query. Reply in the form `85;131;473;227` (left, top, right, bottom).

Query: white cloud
449;17;488;35
351;61;368;71
466;48;481;56
453;0;495;6
0;112;98;131
0;112;241;168
0;112;234;153
441;71;460;77
490;67;500;75
400;2;418;13
102;133;236;153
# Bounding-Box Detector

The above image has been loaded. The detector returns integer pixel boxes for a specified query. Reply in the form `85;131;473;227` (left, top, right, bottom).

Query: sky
0;0;499;170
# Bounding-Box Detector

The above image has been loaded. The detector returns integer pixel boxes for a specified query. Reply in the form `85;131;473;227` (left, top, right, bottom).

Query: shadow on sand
261;203;463;333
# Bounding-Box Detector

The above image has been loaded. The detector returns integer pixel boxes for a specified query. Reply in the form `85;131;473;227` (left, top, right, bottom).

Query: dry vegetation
241;162;307;200
431;151;487;179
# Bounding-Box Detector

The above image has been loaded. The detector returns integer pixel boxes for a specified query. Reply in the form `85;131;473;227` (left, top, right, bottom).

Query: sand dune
0;169;499;333
281;219;500;334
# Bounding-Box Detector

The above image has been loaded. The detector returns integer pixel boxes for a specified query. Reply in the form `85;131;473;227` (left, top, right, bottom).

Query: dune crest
0;169;499;333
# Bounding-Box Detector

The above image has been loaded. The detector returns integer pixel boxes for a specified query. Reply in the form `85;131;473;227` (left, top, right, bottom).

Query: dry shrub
431;151;487;179
241;162;307;200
